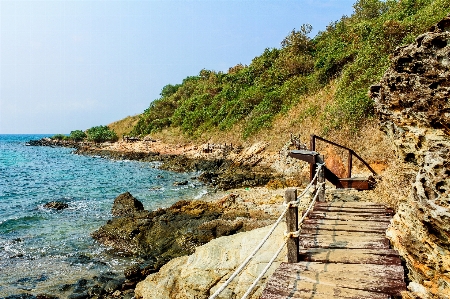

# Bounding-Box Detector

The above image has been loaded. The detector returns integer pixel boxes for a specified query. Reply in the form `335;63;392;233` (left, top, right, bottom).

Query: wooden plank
298;248;402;265
314;205;391;211
261;198;405;299
303;219;391;230
310;211;392;217
313;206;393;215
261;285;391;299
263;262;405;295
299;230;386;238
308;212;392;222
315;202;387;208
300;234;390;249
300;222;389;234
288;150;318;164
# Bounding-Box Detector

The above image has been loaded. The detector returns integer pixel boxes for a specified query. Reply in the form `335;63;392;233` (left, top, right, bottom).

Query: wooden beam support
285;189;299;263
316;155;325;202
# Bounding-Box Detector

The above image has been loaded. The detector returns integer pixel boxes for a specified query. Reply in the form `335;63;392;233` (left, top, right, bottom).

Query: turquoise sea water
0;134;207;297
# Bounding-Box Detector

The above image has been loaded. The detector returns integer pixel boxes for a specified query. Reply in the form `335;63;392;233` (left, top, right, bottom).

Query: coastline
12;137;307;299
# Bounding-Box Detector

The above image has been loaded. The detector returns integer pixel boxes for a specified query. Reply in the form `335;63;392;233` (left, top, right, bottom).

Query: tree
69;130;87;142
86;126;118;143
281;24;313;54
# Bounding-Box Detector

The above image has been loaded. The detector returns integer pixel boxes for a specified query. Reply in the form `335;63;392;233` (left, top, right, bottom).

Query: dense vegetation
131;0;450;139
51;127;117;143
86;126;118;143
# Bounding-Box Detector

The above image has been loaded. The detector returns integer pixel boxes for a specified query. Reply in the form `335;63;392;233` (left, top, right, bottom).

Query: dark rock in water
121;279;138;291
141;264;158;277
58;284;72;292
36;294;58;299
75;279;88;288
87;285;104;297
26;138;79;148
5;294;37;299
92;195;276;269
123;265;141;280
103;279;123;293
26;138;53;147
123;291;134;299
43;201;69;210
67;254;91;265
111;192;144;217
173;180;188;186
67;292;88;299
94;272;118;284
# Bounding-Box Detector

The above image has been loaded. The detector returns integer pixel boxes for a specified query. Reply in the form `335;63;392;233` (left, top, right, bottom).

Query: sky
0;0;356;134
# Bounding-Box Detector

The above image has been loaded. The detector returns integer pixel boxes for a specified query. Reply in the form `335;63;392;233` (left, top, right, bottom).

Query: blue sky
0;0;356;134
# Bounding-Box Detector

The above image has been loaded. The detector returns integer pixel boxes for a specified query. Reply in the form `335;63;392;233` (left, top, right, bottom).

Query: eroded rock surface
134;224;286;299
111;192;144;217
370;15;450;299
92;193;281;270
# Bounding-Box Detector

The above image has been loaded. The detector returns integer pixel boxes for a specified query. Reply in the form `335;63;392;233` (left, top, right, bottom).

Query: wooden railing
310;134;377;179
285;162;325;263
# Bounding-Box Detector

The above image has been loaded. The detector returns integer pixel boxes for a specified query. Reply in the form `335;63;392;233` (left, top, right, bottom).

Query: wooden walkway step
260;201;406;299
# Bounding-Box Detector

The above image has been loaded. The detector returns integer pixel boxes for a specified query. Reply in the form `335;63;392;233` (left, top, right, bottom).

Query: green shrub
69;130;87;142
86;126;118;143
51;134;67;140
130;0;450;138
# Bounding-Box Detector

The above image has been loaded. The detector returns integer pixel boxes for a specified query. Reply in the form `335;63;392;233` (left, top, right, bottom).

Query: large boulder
92;195;279;265
370;15;450;299
135;224;286;299
111;192;144;217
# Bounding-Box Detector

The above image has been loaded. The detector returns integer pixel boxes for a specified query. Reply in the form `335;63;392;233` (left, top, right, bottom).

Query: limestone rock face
370;15;450;299
134;224;286;299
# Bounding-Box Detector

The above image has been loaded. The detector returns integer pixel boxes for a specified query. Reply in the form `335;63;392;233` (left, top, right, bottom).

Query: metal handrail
310;134;377;177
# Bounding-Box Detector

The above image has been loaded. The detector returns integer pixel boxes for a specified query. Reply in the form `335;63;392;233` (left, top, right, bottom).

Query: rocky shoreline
15;137;301;299
30;138;285;191
73;143;280;191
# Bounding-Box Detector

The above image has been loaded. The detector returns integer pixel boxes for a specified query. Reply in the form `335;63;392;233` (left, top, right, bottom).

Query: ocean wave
0;215;44;231
194;189;208;199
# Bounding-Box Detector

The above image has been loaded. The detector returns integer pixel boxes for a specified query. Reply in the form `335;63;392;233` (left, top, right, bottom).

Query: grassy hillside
126;0;450;143
108;115;141;138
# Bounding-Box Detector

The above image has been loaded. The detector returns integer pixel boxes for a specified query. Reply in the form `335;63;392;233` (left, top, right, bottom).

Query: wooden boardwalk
261;201;406;299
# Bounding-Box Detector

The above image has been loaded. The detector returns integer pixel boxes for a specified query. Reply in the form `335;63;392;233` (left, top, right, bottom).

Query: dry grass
151;127;199;146
245;82;339;152
142;81;395;168
131;81;401;191
109;82;413;212
108;115;141;138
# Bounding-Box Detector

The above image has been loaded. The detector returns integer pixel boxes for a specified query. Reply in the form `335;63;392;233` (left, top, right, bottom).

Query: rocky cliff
370;15;450;299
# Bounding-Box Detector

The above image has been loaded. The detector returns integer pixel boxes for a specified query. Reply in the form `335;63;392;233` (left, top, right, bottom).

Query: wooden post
317;155;325;202
347;150;353;178
285;189;299;263
309;135;316;181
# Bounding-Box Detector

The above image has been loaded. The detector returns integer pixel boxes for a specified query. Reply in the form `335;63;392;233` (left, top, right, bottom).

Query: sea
0;134;208;297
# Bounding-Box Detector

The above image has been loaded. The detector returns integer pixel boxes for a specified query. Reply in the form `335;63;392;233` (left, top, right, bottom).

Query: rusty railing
310;134;377;179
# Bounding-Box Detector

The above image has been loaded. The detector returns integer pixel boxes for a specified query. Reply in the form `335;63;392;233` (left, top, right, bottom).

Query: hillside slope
121;0;450;148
